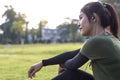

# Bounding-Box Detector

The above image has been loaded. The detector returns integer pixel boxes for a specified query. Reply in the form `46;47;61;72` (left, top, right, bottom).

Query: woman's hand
28;61;43;79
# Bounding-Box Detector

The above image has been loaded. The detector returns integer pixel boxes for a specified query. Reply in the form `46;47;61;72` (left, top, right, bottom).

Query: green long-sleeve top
81;33;120;80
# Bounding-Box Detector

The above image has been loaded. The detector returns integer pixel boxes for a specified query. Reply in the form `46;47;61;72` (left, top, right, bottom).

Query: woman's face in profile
78;12;93;36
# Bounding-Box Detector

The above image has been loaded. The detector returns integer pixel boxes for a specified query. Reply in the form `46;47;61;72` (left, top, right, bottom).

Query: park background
0;0;120;80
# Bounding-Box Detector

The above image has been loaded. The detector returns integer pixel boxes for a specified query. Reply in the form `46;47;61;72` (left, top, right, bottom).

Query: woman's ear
91;13;98;23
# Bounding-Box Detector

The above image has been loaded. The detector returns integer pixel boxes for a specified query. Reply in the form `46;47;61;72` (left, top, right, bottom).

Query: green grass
0;43;92;80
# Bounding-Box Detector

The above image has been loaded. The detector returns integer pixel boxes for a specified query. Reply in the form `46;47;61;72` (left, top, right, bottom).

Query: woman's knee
51;69;94;80
51;70;79;80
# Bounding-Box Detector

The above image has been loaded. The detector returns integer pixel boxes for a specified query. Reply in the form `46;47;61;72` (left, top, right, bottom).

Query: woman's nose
77;21;80;26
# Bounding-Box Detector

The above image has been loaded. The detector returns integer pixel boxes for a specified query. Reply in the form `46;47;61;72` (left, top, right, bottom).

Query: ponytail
105;3;119;38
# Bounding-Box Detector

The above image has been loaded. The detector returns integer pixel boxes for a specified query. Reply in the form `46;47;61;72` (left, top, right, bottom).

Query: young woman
28;2;120;80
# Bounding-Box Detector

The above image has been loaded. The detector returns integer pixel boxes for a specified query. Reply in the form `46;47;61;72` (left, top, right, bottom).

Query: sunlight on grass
0;43;92;80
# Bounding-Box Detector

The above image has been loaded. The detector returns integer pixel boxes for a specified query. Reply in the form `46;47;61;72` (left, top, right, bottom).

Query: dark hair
81;2;119;38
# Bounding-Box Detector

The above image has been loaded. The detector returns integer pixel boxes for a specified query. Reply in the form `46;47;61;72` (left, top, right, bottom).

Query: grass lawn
0;43;92;80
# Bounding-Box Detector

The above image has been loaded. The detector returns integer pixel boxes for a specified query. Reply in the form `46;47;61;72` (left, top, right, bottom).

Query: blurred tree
99;0;115;3
1;5;16;43
1;5;27;43
57;22;71;42
30;28;37;43
69;19;79;42
57;18;79;42
2;5;16;22
16;12;26;23
38;20;48;41
11;21;24;43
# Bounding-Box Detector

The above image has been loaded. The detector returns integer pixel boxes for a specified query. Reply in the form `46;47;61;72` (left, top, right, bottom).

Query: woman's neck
91;25;105;37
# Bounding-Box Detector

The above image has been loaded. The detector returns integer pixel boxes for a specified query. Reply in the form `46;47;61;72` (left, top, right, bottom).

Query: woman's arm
42;49;80;66
64;52;89;70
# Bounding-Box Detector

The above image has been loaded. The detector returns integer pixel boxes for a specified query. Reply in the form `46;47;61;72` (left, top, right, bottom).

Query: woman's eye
79;16;82;20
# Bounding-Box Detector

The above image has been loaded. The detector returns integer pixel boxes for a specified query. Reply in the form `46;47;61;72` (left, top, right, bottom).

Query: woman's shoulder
87;34;112;45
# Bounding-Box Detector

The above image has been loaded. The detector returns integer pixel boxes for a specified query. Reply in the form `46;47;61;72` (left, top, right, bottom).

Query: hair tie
99;2;111;16
99;1;106;8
